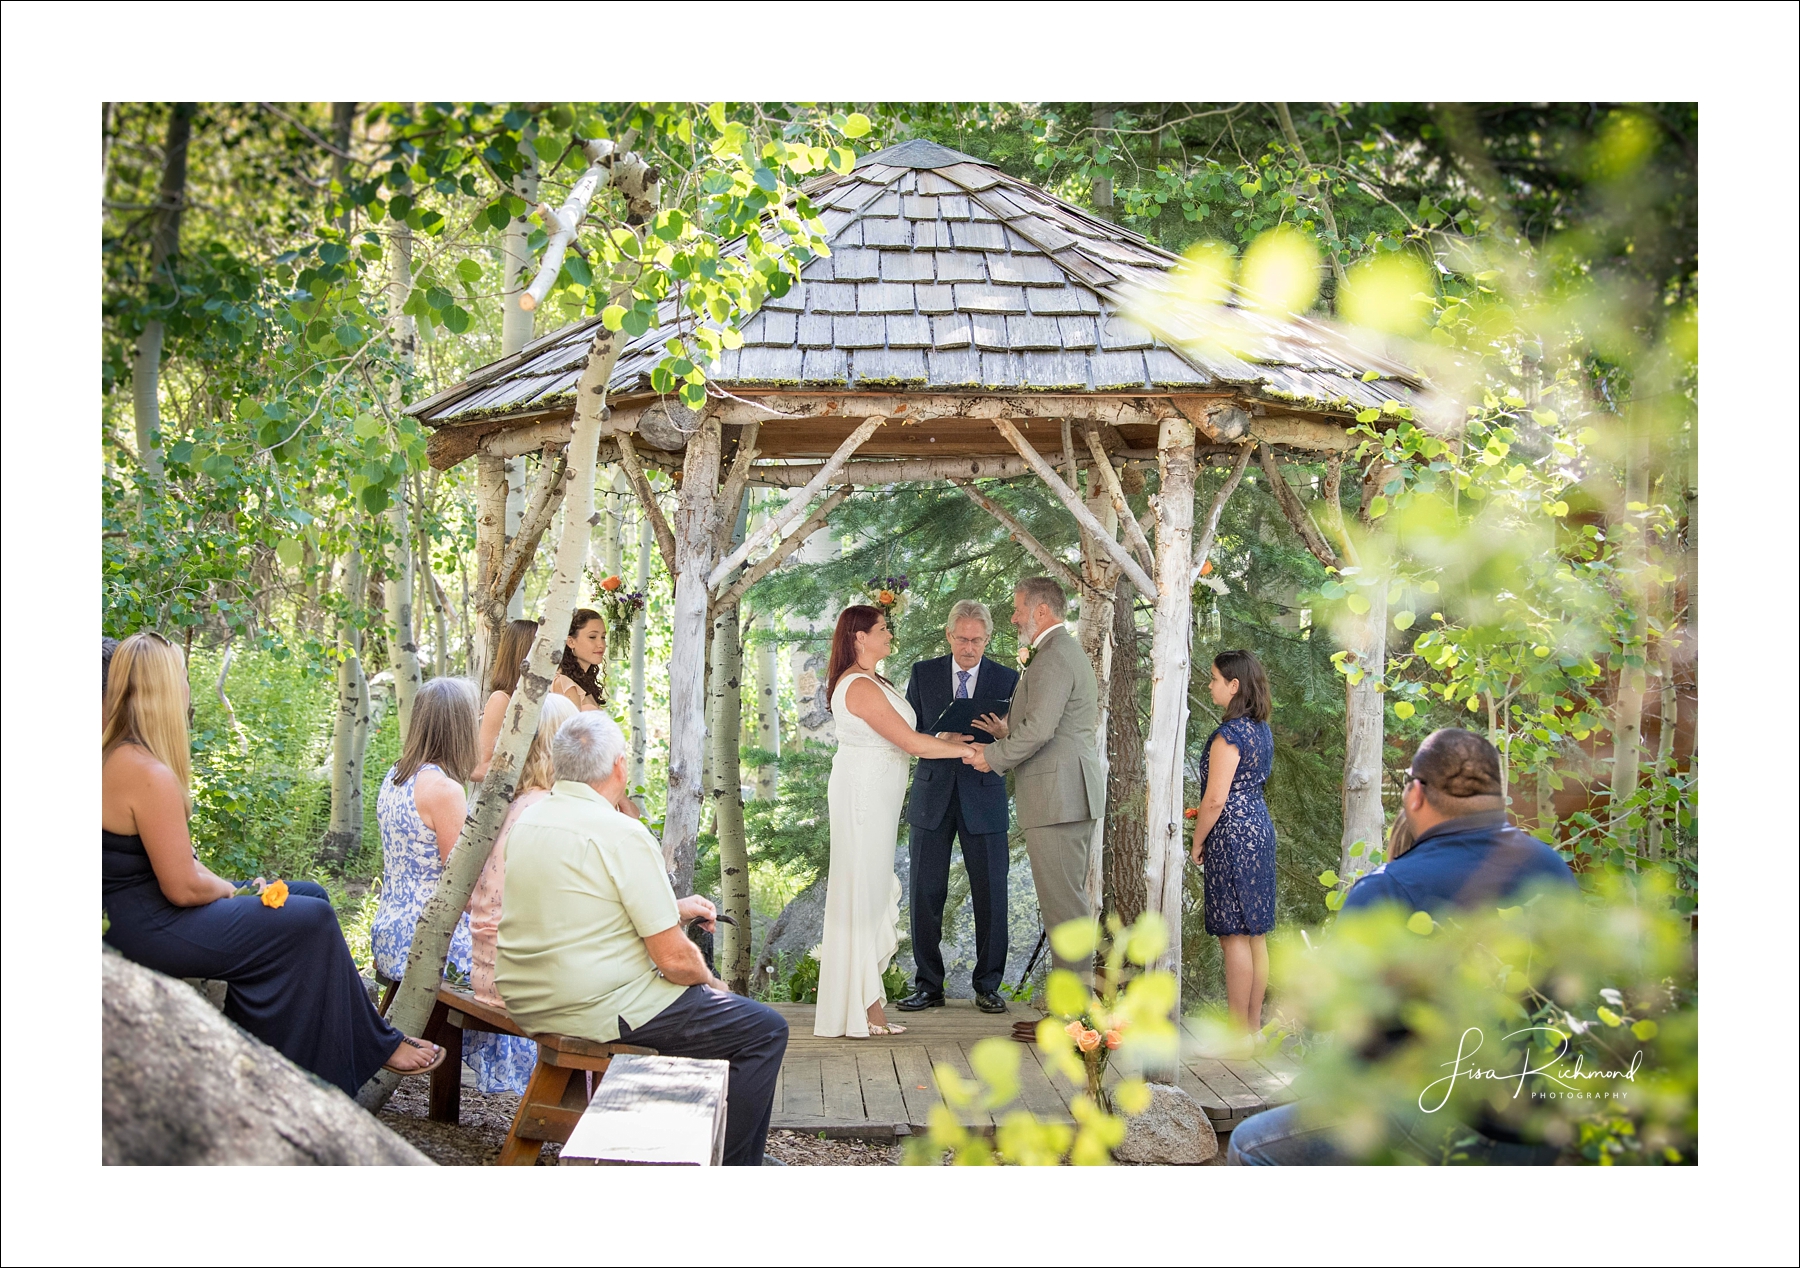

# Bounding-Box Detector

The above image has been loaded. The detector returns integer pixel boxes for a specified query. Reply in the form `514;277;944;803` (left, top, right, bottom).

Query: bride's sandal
867;1021;908;1037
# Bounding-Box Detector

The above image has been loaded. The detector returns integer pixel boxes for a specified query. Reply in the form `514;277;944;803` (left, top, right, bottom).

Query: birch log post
714;488;851;612
359;326;621;1111
1102;575;1148;927
617;433;678;573
1083;425;1156;574
471;454;510;691
950;481;1087;602
663;414;728;892
1142;412;1196;999
383;224;421;734
994;419;1155;599
752;606;781;801
707;416;884;589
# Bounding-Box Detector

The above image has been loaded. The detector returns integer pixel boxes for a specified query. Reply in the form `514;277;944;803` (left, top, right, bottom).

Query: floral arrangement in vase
866;573;909;617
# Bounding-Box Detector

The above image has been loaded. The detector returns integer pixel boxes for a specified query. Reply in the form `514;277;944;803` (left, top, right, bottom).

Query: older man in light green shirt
494;710;788;1166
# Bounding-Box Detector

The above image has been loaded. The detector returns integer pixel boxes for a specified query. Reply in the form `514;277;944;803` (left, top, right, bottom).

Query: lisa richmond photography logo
1420;1026;1644;1112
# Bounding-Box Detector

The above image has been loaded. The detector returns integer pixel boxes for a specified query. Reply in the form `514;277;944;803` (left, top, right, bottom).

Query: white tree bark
1142;413;1196;995
505;457;527;619
710;593;751;992
994;419;1155;599
471;454;509;690
1608;413;1653;859
361;322;621;1111
630;494;652;796
384;215;421;731
322;548;370;868
1077;462;1122;916
663;415;727;891
752;605;781;800
1340;586;1389;880
708;417;884;589
130;102;195;482
519;138;659;311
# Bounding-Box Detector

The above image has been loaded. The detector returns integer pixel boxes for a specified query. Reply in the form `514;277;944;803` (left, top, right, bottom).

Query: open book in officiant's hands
930;697;1010;744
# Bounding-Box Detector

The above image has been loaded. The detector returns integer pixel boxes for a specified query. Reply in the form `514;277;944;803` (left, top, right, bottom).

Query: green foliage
1271;876;1696;1164
906;915;1173;1166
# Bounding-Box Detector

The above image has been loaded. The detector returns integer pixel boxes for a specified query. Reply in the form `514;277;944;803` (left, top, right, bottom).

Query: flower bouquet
866;573;909;617
592;573;647;651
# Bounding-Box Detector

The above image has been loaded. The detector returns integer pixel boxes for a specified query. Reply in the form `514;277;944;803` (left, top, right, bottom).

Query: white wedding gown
813;671;911;1038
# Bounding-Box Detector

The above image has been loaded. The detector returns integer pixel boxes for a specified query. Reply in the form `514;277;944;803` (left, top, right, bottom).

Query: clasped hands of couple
934;711;1010;773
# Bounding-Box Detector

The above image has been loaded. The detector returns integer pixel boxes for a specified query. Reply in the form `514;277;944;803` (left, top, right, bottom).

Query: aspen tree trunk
505;460;527;618
472;454;509;689
664;416;727;892
361;325;620;1111
1077;462;1121;916
1609;413;1653;859
630;498;652;795
322;549;370;868
1143;413;1196;993
752;602;781;800
416;474;450;676
1102;575;1147;926
711;596;751;992
1339;590;1388;880
384;215;421;732
1645;646;1678;862
601;468;625;579
130;102;195;482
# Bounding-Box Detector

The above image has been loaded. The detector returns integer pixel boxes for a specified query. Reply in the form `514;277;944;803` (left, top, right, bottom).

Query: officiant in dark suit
898;599;1020;1015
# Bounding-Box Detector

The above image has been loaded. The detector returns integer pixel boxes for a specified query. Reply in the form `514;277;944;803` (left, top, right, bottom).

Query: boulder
1113;1082;1218;1165
102;950;432;1165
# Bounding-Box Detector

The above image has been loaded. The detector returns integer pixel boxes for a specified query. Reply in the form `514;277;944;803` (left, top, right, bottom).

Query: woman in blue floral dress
372;677;538;1094
1189;649;1277;1035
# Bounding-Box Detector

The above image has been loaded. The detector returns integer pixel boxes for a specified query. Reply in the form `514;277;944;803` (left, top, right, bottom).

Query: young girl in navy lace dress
1189;649;1277;1036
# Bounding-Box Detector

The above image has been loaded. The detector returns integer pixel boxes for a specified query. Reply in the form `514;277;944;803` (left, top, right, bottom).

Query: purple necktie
956;669;971;699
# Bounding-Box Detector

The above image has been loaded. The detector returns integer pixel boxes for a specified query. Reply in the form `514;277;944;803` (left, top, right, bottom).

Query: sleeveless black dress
102;830;405;1096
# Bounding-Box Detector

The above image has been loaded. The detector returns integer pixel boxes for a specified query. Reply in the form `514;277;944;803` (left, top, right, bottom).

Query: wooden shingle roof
410;138;1419;445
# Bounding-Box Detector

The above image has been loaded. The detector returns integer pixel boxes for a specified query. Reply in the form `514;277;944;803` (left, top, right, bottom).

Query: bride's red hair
826;605;894;706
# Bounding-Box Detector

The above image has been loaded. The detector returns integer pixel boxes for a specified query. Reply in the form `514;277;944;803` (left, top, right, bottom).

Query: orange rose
601;574;623;592
1184;807;1200;820
1064;1019;1086;1040
260;879;290;909
1104;1029;1123;1050
877;589;896;604
1199;558;1214;576
1077;1028;1102;1053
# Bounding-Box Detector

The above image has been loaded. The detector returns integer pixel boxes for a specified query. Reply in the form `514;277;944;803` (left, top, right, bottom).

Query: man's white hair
552;710;627;784
945;598;993;638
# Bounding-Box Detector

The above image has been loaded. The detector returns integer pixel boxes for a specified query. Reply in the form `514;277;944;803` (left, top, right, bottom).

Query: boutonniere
1017;644;1032;667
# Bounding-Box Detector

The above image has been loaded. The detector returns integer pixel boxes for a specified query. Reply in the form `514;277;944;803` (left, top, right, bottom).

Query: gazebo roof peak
852;137;986;170
411;136;1427;467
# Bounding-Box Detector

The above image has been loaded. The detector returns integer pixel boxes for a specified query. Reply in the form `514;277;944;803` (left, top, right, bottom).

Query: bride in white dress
814;605;976;1038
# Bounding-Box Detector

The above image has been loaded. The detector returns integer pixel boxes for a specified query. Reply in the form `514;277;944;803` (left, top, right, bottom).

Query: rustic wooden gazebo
407;137;1419;999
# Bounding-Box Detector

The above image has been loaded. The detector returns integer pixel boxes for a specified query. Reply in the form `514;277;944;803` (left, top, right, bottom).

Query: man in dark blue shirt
1229;728;1576;1165
1343;731;1575;916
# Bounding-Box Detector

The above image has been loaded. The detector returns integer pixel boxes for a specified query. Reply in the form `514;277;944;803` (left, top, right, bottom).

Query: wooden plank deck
767;1002;1296;1139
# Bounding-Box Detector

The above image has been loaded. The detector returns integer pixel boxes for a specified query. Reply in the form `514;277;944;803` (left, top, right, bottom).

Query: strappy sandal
384;1035;447;1076
865;1021;908;1037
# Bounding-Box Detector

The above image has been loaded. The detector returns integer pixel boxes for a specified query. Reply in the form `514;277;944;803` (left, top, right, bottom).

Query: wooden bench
559;1055;730;1166
407;982;656;1166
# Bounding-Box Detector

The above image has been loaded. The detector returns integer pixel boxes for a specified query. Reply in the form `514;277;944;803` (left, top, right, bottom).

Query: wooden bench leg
427;1004;462;1124
499;1060;575;1166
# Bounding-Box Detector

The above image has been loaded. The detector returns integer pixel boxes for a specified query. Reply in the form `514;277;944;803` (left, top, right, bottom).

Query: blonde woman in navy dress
1188;649;1277;1037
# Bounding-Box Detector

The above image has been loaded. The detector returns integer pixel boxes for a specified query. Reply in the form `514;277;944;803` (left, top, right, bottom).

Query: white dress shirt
951;657;982;698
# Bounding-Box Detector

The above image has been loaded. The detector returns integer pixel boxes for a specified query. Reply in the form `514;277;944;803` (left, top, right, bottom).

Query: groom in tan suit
963;576;1105;976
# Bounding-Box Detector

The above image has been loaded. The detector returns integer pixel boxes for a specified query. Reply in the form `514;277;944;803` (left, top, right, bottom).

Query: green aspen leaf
1367;495;1388;518
720;327;745;350
678;382;708;409
1355;408;1380;424
1324;888;1346;911
649;365;676;394
335;323;361;348
1631;1019;1659;1041
1596;1006;1622;1027
1406;911;1435;936
707;101;727;130
1050;918;1100;963
1361;369;1380;382
1466;695;1482;713
455;258;482;285
443;306;473;335
843;111;871;139
601;304;628;332
968;1037;1021;1108
1532;408;1558;426
360;485;390;514
1122;912;1167;966
1113;1078;1153;1116
275;538;304;568
1393;700;1415;720
317;242;350;265
1317;870;1340;888
1044;969;1089;1018
1346;594;1371;615
425;286;453;310
1393;610;1416;630
829;146;856;174
622;309;651;337
486;202;510;230
352;411;384;439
